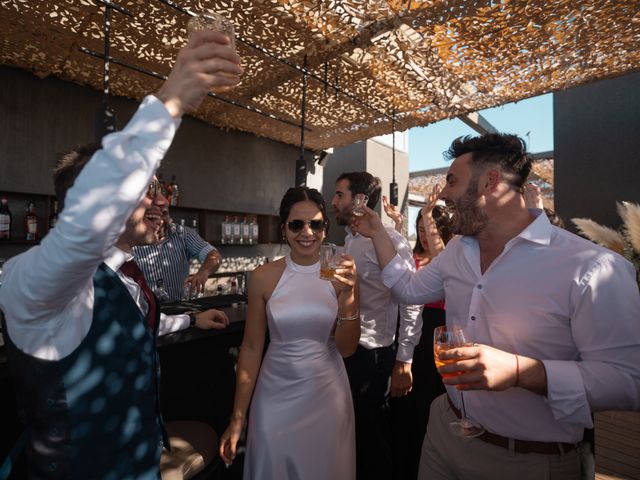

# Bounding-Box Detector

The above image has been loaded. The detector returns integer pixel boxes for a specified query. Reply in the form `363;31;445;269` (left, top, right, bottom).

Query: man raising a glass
0;30;241;479
352;133;640;480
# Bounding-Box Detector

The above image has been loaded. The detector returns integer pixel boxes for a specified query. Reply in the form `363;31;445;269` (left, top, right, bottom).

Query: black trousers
344;343;396;480
390;306;446;480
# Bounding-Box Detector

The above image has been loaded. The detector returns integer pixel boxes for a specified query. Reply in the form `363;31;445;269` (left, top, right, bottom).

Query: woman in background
219;187;359;480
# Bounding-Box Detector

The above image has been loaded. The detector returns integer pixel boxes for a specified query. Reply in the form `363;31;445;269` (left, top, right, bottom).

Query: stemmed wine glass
433;325;485;438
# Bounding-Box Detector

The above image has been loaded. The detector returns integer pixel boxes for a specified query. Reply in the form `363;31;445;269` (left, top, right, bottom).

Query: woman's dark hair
279;186;329;234
413;205;453;255
444;133;532;193
544;208;565;229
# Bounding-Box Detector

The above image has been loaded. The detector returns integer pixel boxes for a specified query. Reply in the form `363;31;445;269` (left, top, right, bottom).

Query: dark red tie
120;260;157;330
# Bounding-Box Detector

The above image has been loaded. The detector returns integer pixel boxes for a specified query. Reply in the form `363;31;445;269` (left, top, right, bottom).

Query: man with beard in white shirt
351;133;640;480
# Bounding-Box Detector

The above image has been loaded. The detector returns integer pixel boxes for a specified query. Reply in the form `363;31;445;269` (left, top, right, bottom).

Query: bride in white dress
219;187;360;480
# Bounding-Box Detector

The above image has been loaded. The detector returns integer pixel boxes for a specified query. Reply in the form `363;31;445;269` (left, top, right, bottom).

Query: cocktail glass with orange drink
433;325;485;438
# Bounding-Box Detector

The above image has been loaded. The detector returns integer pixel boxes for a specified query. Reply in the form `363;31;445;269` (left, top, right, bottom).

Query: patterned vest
4;263;166;479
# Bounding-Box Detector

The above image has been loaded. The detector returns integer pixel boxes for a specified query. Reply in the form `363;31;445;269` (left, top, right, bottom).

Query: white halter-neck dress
244;255;356;480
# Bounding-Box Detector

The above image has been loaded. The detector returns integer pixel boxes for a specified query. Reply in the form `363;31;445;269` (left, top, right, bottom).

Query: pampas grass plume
571;218;625;254
617;202;640;253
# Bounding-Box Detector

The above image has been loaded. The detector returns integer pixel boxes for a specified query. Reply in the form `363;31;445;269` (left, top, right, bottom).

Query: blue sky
405;93;554;236
408;93;554;172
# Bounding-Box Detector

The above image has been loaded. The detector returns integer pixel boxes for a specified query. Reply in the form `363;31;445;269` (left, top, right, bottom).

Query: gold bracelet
337;311;360;322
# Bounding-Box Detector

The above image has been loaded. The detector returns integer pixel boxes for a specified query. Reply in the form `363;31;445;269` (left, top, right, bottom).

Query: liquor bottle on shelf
250;216;259;245
192;218;198;231
241;216;250;245
232;216;241;245
221;216;230;244
49;199;59;229
168;175;179;206
24;201;39;241
0;196;11;240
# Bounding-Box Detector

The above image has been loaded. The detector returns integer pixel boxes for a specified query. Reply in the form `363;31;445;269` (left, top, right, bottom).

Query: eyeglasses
286;219;326;233
147;180;162;199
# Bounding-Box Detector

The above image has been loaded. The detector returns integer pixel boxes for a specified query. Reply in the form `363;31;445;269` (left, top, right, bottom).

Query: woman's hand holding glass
331;254;357;295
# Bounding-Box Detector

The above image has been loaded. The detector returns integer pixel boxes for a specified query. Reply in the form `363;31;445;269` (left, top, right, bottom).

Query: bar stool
160;421;223;480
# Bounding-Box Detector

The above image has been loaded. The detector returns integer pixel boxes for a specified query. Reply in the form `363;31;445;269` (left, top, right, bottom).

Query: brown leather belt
446;395;576;455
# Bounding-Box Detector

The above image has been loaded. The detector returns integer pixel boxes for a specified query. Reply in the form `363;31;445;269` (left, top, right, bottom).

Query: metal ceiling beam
531;151;554;160
410;167;449;178
458;111;499;135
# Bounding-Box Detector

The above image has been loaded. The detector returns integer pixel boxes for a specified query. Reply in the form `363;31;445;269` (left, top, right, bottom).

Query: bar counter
158;294;247;347
157;294;247;435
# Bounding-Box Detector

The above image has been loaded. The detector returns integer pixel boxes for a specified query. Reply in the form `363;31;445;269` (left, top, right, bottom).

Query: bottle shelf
0;191;284;257
0;191;56;248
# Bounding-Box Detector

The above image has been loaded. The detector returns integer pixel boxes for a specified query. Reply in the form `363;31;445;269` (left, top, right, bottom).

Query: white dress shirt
345;227;422;363
381;210;640;443
0;96;188;361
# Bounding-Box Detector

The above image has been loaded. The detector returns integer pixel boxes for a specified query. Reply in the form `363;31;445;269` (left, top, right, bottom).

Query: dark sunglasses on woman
287;219;326;233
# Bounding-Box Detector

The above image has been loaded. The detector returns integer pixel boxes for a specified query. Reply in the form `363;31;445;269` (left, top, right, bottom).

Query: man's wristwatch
188;312;197;328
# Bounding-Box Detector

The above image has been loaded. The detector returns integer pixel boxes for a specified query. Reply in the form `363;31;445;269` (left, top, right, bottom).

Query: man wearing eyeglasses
0;31;241;479
331;171;422;480
133;197;222;302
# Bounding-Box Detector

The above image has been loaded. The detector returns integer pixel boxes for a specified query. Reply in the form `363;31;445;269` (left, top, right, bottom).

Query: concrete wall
0;66;303;214
554;71;640;230
321;139;410;245
321;142;365;244
0;65;410;256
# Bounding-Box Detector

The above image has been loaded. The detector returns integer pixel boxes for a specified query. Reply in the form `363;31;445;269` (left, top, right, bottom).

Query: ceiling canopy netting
1;0;639;150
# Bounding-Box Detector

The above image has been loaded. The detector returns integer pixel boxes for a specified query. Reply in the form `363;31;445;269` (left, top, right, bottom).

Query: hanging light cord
392;111;396;184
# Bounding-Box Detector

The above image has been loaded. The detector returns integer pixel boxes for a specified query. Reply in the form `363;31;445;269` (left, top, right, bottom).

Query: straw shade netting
1;0;639;150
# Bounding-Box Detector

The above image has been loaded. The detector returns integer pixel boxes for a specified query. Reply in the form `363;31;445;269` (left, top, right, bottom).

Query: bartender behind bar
134;206;222;302
0;31;241;479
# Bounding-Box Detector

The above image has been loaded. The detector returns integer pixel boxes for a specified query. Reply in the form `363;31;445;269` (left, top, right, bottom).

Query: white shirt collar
460;208;552;248
510;208;552;247
104;246;134;272
344;225;357;238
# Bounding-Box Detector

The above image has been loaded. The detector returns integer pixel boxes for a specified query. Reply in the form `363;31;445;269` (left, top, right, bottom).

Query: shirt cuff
381;254;405;289
198;244;216;263
158;313;190;336
396;344;415;363
542;359;593;427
